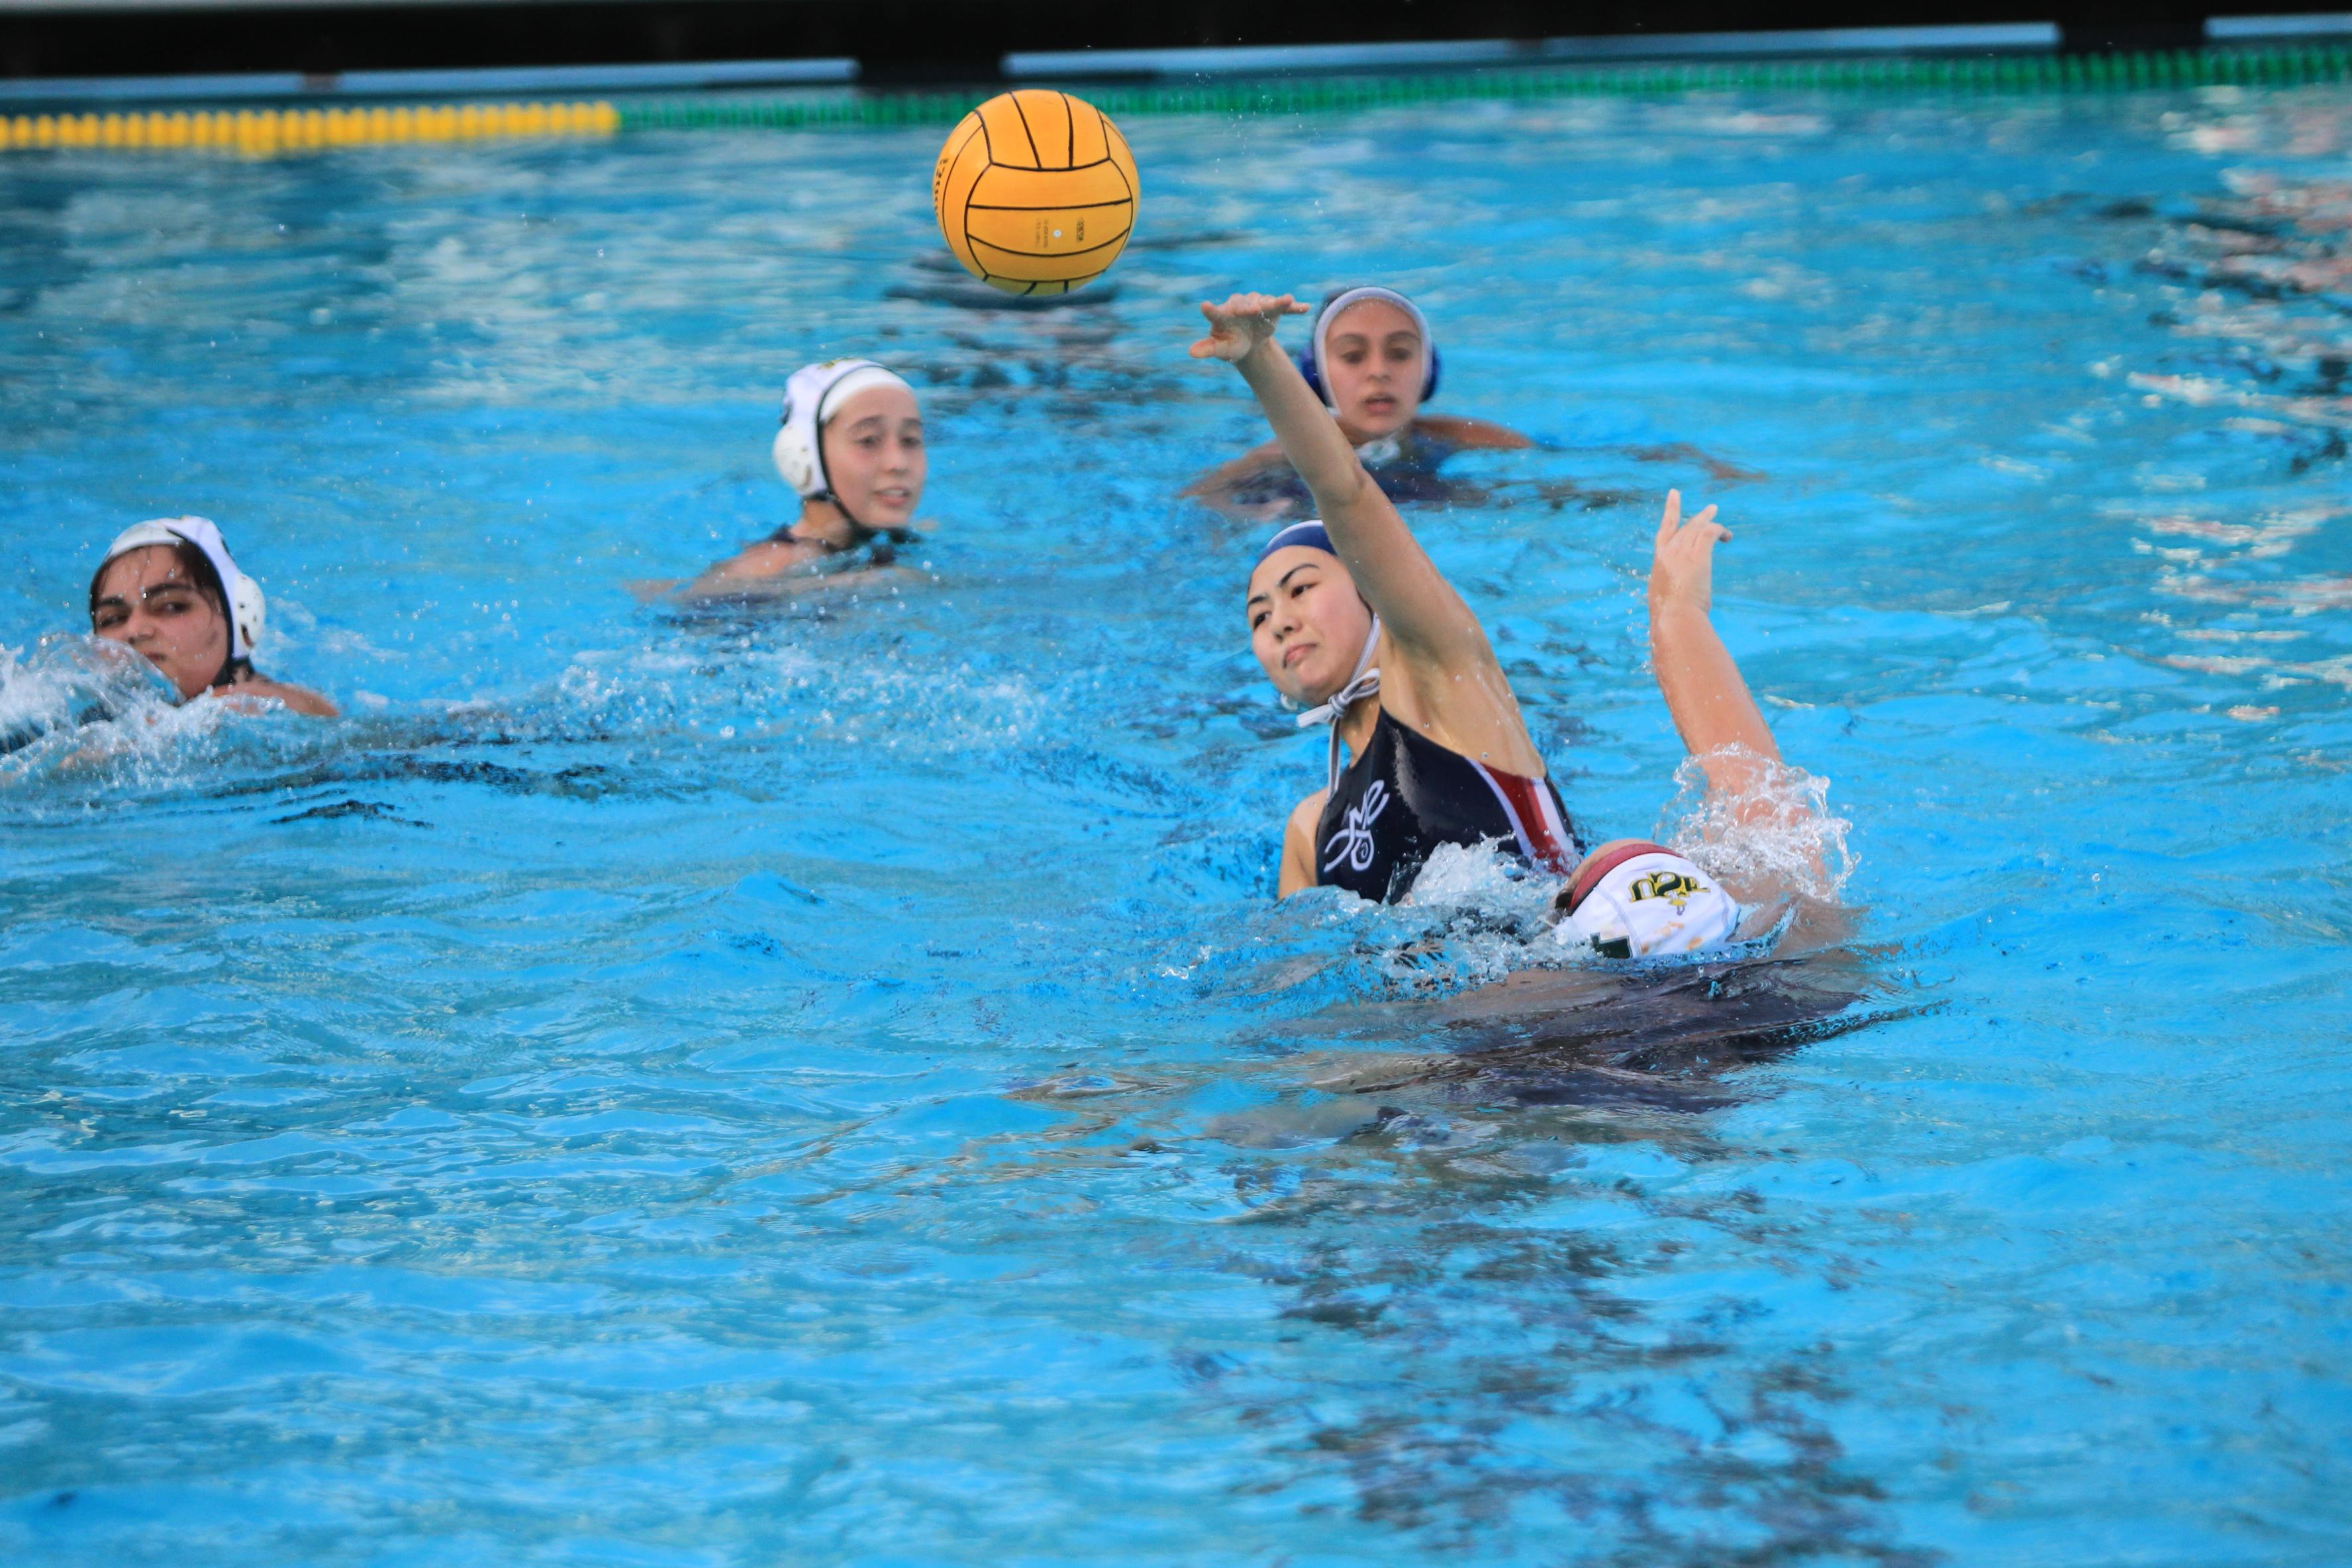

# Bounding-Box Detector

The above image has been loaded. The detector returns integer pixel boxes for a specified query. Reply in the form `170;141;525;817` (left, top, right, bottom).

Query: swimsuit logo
1324;779;1390;876
1626;869;1708;910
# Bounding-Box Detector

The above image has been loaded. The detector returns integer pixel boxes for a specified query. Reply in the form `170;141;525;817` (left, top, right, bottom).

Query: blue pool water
2;80;2350;1565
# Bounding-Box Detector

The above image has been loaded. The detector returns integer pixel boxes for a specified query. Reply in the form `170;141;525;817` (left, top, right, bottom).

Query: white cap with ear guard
1555;842;1743;959
772;359;914;500
101;515;266;662
1304;286;1438;409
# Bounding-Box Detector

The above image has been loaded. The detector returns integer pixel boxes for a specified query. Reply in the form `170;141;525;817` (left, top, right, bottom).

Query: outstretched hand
1649;489;1731;616
1189;292;1307;363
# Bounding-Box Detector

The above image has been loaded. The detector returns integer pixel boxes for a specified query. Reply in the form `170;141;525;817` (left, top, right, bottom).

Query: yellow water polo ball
932;89;1139;296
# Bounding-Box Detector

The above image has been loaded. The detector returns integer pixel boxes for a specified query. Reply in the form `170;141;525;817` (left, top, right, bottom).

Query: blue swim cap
1255;520;1336;567
1250;518;1383;758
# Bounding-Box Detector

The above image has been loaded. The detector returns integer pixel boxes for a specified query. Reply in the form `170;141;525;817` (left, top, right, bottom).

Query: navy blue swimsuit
1234;430;1461;514
1314;709;1581;903
764;524;916;570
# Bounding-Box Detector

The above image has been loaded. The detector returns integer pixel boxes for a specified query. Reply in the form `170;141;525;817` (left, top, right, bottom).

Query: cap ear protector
1293;286;1441;409
98;515;266;665
772;359;916;514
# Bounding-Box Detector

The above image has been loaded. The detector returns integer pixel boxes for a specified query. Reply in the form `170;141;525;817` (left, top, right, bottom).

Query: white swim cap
771;359;915;500
1555;840;1743;960
1300;286;1440;409
100;515;266;662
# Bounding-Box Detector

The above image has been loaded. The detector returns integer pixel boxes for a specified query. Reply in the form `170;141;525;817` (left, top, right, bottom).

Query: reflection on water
1193;1136;1944;1567
1;83;2349;1568
2103;115;2352;699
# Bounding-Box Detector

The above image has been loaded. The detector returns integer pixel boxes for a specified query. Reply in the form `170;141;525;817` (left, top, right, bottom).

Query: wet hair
87;540;248;689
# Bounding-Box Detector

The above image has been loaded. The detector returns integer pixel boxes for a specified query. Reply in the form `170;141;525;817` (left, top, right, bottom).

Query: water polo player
1184;285;1532;521
1550;490;1844;961
679;359;925;599
1194;291;1579;903
88;516;336;717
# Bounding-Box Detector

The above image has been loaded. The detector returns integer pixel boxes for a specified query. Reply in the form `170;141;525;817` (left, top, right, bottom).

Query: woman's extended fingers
1201;291;1300;324
1187;299;1244;360
1658;493;1730;552
1189;293;1305;360
1225;291;1302;318
1651;492;1739;612
1187;303;1224;360
1691;503;1731;551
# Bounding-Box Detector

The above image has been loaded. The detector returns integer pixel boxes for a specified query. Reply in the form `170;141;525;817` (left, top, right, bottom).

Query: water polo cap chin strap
1293;286;1441;409
1294;613;1382;793
775;360;912;535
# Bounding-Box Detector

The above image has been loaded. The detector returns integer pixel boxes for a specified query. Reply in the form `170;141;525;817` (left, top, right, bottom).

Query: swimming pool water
1;81;2349;1565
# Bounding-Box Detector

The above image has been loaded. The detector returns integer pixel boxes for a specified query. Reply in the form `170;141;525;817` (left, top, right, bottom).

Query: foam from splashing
1361;748;1854;995
1365;840;1570;994
0;634;201;779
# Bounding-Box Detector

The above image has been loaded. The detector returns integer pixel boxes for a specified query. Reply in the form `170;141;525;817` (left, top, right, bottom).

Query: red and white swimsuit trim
1467;760;1578;876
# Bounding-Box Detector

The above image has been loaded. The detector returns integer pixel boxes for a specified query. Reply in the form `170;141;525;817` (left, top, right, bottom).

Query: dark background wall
0;0;2327;84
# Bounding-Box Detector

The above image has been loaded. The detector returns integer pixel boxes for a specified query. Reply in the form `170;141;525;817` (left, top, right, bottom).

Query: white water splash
1403;838;1561;924
1657;746;1853;906
0;634;210;782
1369;840;1571;991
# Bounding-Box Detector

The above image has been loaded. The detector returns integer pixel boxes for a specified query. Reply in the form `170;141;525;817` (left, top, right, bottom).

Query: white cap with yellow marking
1553;840;1743;959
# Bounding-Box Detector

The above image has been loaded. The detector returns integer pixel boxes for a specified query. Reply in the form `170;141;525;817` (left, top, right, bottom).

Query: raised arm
1648;493;1849;921
1189;293;1481;660
1648;490;1780;797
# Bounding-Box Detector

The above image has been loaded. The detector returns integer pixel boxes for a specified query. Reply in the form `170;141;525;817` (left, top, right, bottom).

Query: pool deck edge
5;15;2352;109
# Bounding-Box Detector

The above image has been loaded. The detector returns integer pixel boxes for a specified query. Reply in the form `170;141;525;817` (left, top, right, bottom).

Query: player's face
821;383;926;529
1245;547;1375;707
89;546;230;699
1322;299;1425;440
